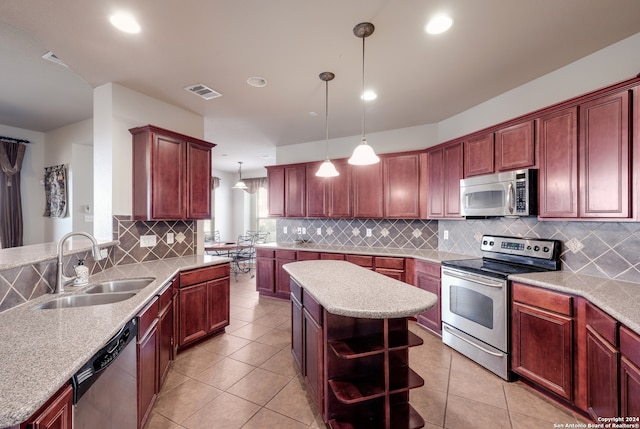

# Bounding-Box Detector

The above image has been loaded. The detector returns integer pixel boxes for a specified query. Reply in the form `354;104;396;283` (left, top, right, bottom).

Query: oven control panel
480;235;558;260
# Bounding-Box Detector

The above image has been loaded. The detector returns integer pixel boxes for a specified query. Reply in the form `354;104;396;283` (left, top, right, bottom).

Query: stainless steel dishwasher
71;318;138;429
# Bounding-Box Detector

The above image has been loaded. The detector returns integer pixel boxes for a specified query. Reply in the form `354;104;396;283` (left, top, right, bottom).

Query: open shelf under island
283;260;438;429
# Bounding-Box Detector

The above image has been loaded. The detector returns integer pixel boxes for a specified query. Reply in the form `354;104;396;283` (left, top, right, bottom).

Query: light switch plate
283;226;288;233
140;235;157;248
316;228;322;236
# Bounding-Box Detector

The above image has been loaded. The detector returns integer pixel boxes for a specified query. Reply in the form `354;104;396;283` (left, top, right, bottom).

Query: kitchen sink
83;277;155;294
36;292;138;309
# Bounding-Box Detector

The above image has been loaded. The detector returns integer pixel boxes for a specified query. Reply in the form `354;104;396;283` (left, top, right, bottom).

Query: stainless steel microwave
460;169;537;217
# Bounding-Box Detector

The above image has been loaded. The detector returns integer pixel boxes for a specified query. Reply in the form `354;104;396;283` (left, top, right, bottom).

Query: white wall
71;143;93;235
212;170;235;242
92;83;205;243
0;124;45;245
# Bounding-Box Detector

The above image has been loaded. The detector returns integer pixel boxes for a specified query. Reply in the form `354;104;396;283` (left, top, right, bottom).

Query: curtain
0;141;26;248
243;177;267;195
43;164;68;218
211;176;221;189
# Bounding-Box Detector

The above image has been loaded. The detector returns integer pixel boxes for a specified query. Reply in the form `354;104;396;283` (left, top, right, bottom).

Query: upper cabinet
464;133;494;177
130;125;215;221
539;87;637;220
306;159;352;218
426;142;463;219
351;161;384;218
266;165;306;218
383;152;425;218
495;120;535;171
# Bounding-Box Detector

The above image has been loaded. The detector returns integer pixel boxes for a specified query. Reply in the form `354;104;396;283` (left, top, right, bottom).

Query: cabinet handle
507;182;515;214
443;325;505;357
442;269;505;288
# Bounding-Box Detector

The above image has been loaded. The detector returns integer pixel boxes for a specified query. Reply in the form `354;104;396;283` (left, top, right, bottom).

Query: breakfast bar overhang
283;260;438;429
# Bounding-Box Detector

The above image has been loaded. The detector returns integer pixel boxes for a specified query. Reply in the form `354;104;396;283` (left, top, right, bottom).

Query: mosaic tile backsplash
439;217;640;283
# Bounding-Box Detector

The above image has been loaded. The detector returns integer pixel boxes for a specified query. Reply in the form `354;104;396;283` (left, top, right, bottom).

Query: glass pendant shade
232;161;248;189
348;137;380;165
316;158;339;177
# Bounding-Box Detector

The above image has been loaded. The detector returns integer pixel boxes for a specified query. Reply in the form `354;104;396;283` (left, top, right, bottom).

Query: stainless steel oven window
450;285;494;329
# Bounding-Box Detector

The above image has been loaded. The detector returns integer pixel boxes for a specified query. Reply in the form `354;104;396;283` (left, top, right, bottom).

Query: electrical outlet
302;227;307;234
100;249;108;258
444;230;449;240
167;232;174;244
366;228;372;237
140;234;157;248
283;226;288;233
316;228;322;236
297;227;302;234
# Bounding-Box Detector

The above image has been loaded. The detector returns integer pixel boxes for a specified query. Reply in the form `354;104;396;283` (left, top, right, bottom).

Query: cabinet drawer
620;326;640;368
138;296;159;339
586;302;618;346
275;250;297;260
303;289;323;325
256;248;274;258
158;282;173;312
346;254;373;268
290;279;302;302
512;282;573;316
320;253;344;260
415;260;441;278
375;256;404;270
180;264;230;287
297;251;320;261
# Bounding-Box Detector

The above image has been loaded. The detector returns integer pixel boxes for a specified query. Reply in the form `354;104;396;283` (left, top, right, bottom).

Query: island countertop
283;260;438;318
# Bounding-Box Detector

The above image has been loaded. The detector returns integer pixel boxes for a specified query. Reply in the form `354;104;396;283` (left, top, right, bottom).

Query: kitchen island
283;260;438;429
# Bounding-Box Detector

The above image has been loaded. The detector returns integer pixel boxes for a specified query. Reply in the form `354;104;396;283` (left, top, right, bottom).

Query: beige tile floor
145;274;589;429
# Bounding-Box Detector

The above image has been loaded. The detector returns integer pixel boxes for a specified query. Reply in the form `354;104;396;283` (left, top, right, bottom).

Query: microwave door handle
507;182;516;213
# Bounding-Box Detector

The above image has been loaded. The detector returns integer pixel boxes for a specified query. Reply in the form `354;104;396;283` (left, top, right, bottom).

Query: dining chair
229;234;256;281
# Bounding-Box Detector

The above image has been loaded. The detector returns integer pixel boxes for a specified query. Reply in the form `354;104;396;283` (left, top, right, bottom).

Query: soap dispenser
73;259;89;285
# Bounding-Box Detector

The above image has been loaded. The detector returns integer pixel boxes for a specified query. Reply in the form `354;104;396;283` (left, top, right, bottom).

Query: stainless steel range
441;235;561;380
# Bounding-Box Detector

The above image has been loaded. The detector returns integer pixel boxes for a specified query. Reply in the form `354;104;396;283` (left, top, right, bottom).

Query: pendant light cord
325;78;329;158
361;35;366;140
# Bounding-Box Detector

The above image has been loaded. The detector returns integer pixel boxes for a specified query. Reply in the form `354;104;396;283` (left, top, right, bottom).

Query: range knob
483;240;488;245
543;246;549;252
489;241;495;246
534;245;540;251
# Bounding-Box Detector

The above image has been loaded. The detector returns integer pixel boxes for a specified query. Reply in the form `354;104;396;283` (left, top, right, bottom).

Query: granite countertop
510;271;640;335
0;255;230;428
283;260;438;318
256;242;471;264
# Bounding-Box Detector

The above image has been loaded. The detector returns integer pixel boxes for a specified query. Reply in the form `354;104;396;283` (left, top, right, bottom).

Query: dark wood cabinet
320;253;345;261
286;165;307;217
20;384;73;429
464;133;494;177
620;326;640;418
352;161;384;218
426;142;463;219
374;256;405;282
413;260;441;336
579;90;631;218
512;282;574;402
267;166;286;217
130;125;215;220
256;248;276;294
306;159;353;218
291;281;304;371
276;250;297;296
495;120;535;171
383;153;424;218
177;264;230;349
303;291;324;411
306;161;328;218
137;297;159;429
157;281;175;388
585;302;620;420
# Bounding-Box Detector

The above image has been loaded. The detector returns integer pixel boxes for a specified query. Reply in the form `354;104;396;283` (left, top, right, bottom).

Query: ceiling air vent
184;84;222;100
42;51;68;68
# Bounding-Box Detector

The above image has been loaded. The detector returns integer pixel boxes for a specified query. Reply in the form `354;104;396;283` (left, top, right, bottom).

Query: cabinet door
306;161;328;218
416;271;441;335
374;268;404;281
256;255;275;294
276;258;295;295
464;133;494;177
186;141;212;219
27;384;73;429
151;133;185;219
178;283;208;347
512;302;573;400
328;159;353;218
586;327;620;420
352;162;384;218
286;165;307;217
495;120;535;171
384;153;422;218
137;321;158;429
426;147;444;218
538;107;578;218
579;90;630;218
207;277;230;333
291;294;304;372
621;357;640;418
444;142;464;218
304;307;324;411
267;166;285;217
158;300;173;388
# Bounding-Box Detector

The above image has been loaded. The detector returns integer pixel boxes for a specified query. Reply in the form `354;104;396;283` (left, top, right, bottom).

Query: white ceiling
1;0;640;172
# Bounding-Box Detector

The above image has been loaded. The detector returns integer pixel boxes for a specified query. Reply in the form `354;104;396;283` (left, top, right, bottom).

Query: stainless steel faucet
56;232;106;294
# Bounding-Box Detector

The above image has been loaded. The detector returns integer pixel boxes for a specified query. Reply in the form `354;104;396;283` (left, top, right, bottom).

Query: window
256;187;275;242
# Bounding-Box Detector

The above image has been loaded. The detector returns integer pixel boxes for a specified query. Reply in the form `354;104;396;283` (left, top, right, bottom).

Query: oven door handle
442;269;504;288
443;325;505;358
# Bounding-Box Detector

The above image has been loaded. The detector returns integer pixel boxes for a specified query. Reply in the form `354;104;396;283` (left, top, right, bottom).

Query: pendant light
315;71;339;177
348;22;379;166
232;161;248;189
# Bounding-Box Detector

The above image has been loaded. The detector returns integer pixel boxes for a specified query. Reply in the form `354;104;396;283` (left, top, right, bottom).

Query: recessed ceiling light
425;14;453;35
247;77;267;88
109;12;141;34
361;90;377;101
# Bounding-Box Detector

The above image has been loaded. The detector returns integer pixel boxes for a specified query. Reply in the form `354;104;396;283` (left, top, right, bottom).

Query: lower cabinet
158;280;176;387
374;256;405;281
511;282;574;402
256;248;276;295
178;264;230;350
413;260;441;336
137;296;159;429
276;250;297;296
19;383;73;429
619;326;640;418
